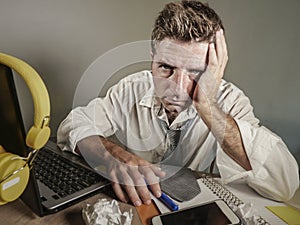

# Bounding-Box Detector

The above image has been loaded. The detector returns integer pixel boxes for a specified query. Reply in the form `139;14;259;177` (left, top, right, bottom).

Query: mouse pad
160;167;201;202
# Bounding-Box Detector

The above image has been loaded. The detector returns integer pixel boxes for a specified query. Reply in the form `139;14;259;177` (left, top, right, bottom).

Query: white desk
154;177;297;225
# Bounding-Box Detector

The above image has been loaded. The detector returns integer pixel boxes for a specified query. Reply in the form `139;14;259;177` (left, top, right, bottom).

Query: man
57;0;299;207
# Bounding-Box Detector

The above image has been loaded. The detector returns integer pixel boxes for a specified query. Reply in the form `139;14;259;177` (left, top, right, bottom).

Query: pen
158;191;179;211
145;179;179;211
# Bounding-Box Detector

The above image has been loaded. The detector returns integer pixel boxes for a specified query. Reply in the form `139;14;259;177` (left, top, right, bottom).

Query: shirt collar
139;86;157;108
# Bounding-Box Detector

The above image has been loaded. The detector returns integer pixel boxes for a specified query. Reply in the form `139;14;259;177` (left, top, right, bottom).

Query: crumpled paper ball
235;202;264;225
82;198;133;225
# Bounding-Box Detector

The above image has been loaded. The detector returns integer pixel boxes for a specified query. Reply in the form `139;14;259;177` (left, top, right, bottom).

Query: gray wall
1;0;299;165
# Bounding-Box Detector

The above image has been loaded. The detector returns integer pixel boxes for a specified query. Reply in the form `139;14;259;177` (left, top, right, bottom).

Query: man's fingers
121;169;152;206
139;165;162;198
215;29;228;76
147;182;162;198
119;165;135;186
107;153;166;206
110;169;129;203
111;182;129;203
151;165;166;178
127;163;163;204
122;165;152;206
123;185;143;206
139;165;165;182
129;167;155;205
215;29;223;61
135;185;152;205
219;29;228;59
129;166;147;186
208;42;218;71
219;29;228;74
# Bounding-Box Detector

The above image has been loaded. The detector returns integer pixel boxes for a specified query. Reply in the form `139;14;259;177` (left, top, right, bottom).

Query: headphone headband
0;52;51;149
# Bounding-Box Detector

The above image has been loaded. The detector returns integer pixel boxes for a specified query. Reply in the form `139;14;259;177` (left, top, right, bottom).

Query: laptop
0;64;110;216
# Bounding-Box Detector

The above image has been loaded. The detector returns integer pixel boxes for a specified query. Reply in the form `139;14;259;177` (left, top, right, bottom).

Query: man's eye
159;64;174;76
160;64;173;70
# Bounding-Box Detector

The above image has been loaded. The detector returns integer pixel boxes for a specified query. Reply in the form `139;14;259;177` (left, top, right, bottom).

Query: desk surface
0;147;160;224
0;192;159;225
0;173;226;225
1;179;295;225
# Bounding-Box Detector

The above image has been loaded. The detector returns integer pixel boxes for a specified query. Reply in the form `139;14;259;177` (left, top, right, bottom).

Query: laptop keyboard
33;147;105;199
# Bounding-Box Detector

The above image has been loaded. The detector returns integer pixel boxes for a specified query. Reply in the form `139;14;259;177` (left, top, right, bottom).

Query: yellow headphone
0;52;51;205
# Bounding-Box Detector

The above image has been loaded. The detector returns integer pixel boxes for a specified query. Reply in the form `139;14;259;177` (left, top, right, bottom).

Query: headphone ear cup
26;125;51;150
0;153;30;205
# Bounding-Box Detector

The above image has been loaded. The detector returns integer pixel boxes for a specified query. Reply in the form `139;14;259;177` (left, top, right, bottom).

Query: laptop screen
0;64;28;157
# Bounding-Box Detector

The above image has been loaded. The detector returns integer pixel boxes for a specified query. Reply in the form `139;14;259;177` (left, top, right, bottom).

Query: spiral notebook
154;175;288;225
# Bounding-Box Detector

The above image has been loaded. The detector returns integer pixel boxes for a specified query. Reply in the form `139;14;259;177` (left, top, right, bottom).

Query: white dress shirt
57;70;299;201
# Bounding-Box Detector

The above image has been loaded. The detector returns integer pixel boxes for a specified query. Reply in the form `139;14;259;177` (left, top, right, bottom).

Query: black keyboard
33;148;104;199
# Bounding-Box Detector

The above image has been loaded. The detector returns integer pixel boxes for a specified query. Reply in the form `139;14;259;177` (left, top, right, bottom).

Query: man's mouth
164;97;188;106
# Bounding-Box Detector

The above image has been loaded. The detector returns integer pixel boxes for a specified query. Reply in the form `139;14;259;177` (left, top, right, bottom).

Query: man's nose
173;70;187;91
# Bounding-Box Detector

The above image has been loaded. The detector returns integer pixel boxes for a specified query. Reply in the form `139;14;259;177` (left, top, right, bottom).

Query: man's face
151;39;209;116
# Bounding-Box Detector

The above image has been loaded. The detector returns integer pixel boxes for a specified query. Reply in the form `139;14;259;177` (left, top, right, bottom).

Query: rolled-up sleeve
56;70;153;155
57;95;116;154
216;81;299;201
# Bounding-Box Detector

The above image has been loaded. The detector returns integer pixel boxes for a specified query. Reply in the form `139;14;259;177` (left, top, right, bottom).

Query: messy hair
151;0;224;53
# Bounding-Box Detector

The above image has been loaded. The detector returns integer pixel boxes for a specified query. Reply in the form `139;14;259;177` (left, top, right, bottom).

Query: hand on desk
107;145;165;207
76;136;165;207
